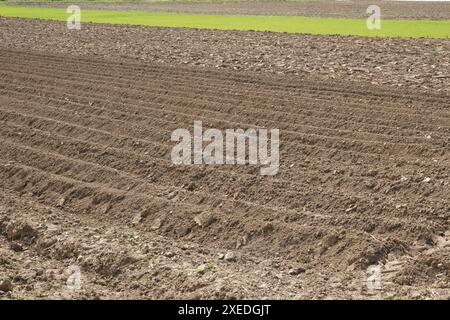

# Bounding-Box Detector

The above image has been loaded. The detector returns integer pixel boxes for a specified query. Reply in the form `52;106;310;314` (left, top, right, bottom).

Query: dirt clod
5;221;38;244
0;279;13;292
224;252;236;262
194;212;215;228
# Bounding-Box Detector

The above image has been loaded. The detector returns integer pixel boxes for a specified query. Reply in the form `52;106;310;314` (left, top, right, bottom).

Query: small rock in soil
194;212;215;228
57;197;66;207
288;266;306;275
132;213;143;225
224;251;236;261
151;218;162;230
164;251;175;258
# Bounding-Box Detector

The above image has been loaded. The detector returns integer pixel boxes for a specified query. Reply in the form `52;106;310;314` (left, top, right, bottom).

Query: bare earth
1;18;450;94
0;18;449;299
8;0;450;19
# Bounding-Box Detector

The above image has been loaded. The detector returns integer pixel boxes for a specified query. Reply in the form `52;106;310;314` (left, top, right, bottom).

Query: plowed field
0;17;449;299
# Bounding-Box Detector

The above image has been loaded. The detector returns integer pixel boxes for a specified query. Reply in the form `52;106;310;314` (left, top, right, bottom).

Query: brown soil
8;0;450;19
1;18;449;94
0;18;449;299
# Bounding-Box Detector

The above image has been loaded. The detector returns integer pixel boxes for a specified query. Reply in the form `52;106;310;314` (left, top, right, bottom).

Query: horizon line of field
1;6;450;38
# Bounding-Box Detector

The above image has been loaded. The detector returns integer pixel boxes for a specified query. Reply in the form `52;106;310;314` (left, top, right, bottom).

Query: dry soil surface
1;18;449;94
0;18;449;299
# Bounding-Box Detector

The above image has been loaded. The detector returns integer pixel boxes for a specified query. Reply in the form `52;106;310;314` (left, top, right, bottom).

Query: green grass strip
1;6;449;38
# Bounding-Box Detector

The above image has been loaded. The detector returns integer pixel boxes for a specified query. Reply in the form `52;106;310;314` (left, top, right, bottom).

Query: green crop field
0;5;449;38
